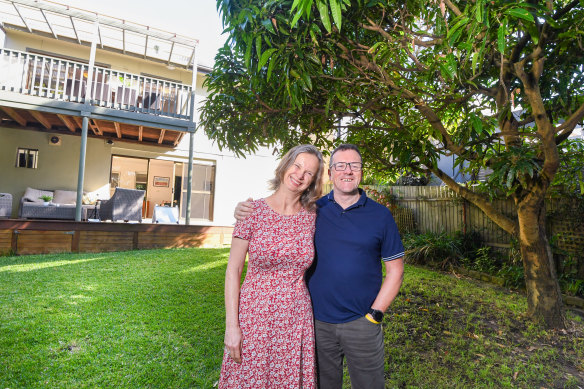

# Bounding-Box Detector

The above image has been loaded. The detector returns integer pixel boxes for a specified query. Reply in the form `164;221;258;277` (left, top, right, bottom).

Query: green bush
403;232;465;270
403;231;584;297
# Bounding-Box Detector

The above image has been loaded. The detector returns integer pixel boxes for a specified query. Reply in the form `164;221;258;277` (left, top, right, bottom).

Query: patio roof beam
97;24;103;48
11;2;31;32
144;30;148;59
56;114;77;132
173;132;182;146
168;41;175;64
138;125;143;141
29;110;51;129
40;9;57;39
69;16;81;44
157;129;165;143
89;119;102;135
122;24;126;53
73;116;83;129
0;106;27;126
114;122;121;138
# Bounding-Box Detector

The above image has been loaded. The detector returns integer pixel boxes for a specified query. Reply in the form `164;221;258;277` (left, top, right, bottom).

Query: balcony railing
0;48;193;120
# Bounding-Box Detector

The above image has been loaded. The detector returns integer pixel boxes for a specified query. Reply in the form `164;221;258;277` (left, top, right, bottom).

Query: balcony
0;48;194;119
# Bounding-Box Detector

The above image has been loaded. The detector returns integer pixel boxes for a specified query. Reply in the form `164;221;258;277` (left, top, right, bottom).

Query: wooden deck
0;219;233;256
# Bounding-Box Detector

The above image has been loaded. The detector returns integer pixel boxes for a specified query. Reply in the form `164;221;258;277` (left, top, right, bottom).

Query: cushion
82;192;98;205
53;190;77;205
22;187;54;203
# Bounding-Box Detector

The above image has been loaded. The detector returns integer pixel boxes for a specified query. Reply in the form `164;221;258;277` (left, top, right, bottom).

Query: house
0;0;279;229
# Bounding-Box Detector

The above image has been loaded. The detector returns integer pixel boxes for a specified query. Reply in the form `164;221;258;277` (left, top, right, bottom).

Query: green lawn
1;248;582;388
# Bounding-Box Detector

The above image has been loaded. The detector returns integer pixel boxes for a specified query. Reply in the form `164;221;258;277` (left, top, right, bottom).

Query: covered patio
0;0;209;226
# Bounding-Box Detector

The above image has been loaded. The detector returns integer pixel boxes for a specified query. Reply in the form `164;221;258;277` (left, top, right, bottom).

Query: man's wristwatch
367;308;384;323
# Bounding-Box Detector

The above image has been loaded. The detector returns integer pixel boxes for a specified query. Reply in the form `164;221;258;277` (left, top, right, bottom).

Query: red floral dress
219;198;317;389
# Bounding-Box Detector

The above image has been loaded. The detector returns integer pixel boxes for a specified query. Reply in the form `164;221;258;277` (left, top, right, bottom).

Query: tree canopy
201;0;584;328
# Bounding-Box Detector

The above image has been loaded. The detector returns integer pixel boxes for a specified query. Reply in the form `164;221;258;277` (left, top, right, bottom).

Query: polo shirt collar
327;188;368;210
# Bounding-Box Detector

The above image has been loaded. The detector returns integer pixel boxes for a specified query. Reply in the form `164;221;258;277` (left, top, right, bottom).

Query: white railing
0;48;193;119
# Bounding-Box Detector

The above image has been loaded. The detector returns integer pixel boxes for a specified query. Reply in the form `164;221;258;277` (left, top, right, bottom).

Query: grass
0;248;231;388
1;248;583;388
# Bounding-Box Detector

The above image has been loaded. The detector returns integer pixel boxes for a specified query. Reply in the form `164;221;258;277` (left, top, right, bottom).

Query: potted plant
39;195;52;206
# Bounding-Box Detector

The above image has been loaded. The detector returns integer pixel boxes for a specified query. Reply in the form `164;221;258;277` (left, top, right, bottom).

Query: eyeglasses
331;162;363;172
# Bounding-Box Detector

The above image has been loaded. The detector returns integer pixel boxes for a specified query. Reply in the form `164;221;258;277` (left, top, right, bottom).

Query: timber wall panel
78;231;135;252
0;221;235;256
137;232;208;249
0;230;12;255
16;230;73;255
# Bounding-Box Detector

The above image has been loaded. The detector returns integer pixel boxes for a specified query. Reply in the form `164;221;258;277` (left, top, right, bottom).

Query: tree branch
555;100;584;140
431;168;519;236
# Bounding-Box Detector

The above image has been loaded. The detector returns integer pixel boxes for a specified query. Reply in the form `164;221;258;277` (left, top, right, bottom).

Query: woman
219;144;324;389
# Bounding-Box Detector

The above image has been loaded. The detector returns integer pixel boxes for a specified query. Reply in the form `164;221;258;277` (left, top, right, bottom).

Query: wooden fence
382;186;584;277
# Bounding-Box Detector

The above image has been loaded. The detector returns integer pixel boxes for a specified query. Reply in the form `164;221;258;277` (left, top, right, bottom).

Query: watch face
370;309;383;322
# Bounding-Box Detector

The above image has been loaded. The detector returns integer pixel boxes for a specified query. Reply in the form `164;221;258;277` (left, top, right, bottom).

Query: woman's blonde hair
268;144;324;211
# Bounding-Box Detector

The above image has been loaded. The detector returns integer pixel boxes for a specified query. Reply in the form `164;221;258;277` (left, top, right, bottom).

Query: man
235;144;404;389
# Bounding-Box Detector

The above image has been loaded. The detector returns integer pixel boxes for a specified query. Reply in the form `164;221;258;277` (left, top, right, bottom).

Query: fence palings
381;186;584;277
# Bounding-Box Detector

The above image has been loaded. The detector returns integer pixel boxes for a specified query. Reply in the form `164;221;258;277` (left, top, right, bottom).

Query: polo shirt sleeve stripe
382;251;405;261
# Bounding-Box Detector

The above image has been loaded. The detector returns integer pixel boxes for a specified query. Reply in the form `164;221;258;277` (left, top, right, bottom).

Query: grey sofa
18;188;95;220
99;188;145;222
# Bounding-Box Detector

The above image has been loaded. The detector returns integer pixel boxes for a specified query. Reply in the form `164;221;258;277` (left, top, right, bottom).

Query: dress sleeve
232;201;256;241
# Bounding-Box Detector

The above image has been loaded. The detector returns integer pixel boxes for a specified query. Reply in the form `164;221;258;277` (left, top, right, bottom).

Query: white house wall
0;126;112;215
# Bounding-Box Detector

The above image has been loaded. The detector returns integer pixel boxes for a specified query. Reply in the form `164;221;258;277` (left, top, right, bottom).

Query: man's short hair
330;144;362;166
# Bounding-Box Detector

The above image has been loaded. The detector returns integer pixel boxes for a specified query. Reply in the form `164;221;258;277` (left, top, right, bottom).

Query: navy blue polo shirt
306;189;404;324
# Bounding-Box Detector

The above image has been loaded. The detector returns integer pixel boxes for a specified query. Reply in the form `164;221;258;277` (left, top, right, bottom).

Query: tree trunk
516;198;566;329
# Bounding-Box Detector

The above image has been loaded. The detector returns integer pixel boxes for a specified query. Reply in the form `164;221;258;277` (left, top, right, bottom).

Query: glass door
180;162;216;220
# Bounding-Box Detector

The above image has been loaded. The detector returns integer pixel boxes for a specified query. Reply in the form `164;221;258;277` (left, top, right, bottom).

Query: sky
70;0;226;67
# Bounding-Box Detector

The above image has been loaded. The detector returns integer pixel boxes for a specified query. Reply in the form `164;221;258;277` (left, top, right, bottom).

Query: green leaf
449;28;464;47
497;18;507;54
309;28;319;45
291;0;302;13
470;114;483;134
506;167;516;188
255;36;262;60
475;0;484;23
261;19;276;35
440;53;457;80
330;0;342;31
291;9;303;28
458;42;472;52
301;72;313;90
525;163;534;178
316;0;332;33
471;51;479;75
447;16;469;40
267;54;277;81
506;7;534;23
244;38;252;67
368;41;383;54
258;48;277;69
524;22;540;45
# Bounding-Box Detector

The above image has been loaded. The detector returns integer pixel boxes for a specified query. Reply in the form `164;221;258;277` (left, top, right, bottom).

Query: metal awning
0;0;198;68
